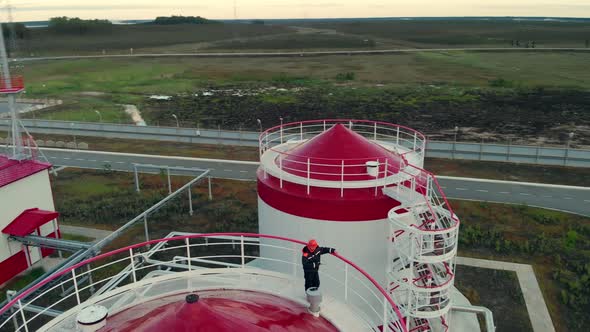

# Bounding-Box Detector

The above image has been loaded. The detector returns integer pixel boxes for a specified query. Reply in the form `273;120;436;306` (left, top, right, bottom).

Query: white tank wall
0;170;56;262
258;197;389;303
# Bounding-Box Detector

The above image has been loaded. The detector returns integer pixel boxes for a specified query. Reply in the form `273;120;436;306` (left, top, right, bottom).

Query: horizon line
15;15;590;23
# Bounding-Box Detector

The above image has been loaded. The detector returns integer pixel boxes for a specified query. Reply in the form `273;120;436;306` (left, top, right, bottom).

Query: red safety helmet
307;239;318;251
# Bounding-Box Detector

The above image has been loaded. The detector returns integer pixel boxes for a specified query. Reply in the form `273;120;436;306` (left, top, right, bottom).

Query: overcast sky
6;1;590;21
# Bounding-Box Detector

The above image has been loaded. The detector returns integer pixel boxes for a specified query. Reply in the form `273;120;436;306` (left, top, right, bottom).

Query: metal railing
258;120;426;195
260;119;425;170
2;119;588;167
0;233;408;332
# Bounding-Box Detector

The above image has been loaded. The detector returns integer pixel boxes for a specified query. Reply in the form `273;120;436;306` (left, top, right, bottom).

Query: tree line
48;17;113;34
150;16;219;25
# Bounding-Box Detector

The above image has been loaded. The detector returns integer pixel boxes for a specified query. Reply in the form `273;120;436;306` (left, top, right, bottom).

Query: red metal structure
0;75;24;94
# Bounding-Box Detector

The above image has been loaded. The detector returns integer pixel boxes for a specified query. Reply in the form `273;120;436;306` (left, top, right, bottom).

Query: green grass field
19;51;590;99
455;265;532;332
303;20;590;48
454;200;590;331
14;23;292;56
61;233;95;242
11;20;590;56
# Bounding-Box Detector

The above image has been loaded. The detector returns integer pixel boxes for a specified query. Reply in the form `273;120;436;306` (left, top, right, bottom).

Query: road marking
116;161;125;164
584;200;590;203
89;159;97;162
543;195;553;198
499;192;510;194
476;189;489;193
455;188;468;191
563;197;574;200
63;157;70;160
239;171;248;173
76;158;85;161
103;160;111;163
519;193;532;196
440;186;447;189
224;169;233;172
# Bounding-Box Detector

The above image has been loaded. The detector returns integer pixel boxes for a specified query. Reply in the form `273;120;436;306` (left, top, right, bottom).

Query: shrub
335;72;356;81
489;78;514;88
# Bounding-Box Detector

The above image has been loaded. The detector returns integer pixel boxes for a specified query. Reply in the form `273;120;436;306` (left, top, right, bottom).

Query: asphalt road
27;147;590;216
3;119;588;167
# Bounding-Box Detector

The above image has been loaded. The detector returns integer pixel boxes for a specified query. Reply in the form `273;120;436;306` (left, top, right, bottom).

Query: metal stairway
383;167;460;332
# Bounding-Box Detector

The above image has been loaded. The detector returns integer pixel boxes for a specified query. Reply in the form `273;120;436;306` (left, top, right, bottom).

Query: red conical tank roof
279;123;403;181
99;290;338;332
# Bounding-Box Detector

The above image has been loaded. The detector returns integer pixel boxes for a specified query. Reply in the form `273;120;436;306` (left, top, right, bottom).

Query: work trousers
304;269;320;291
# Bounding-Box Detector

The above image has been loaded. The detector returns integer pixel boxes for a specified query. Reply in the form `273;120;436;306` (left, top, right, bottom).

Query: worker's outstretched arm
319;247;336;255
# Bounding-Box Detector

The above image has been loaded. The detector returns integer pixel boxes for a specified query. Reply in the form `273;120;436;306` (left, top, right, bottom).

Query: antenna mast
0;7;24;160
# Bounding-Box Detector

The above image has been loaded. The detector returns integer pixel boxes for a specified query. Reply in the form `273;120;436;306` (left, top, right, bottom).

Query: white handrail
0;233;408;332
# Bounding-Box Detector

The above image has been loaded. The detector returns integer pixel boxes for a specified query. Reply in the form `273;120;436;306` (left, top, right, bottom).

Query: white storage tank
257;120;424;295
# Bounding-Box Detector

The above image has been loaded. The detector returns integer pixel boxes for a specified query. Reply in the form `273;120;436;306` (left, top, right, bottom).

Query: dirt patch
124;104;146;126
78;91;106;97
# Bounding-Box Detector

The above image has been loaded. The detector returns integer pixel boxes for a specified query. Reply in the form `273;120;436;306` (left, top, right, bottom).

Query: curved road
14;47;590;62
29;147;590;216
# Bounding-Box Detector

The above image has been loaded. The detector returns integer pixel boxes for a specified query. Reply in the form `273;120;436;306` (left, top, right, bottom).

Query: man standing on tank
302;239;336;291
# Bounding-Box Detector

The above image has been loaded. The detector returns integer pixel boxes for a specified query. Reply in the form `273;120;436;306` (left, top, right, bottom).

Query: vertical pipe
413;132;417;152
280;125;283;144
383;159;389;189
240;236;245;267
344;264;349;301
340;160;344;198
17;300;28;332
134;165;140;193
8;292;18;331
87;264;95;294
185;238;192;271
374;159;379;197
167;167;172;194
426;175;431;200
396;127;400;146
373;122;377;141
306;158;310;195
143;214;149;243
208;177;212;200
292;242;297;277
323;120;326;132
0;23;22;160
382;295;388;332
300;122;303;141
479;140;484;161
72;269;81;305
129;248;137;283
188;185;193;216
279;156;283;188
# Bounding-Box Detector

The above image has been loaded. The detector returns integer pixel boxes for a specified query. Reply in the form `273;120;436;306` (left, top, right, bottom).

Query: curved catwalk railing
0;233;408;332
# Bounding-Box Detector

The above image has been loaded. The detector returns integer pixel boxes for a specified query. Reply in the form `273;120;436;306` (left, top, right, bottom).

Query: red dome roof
99;290;338;332
279;123;403;181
